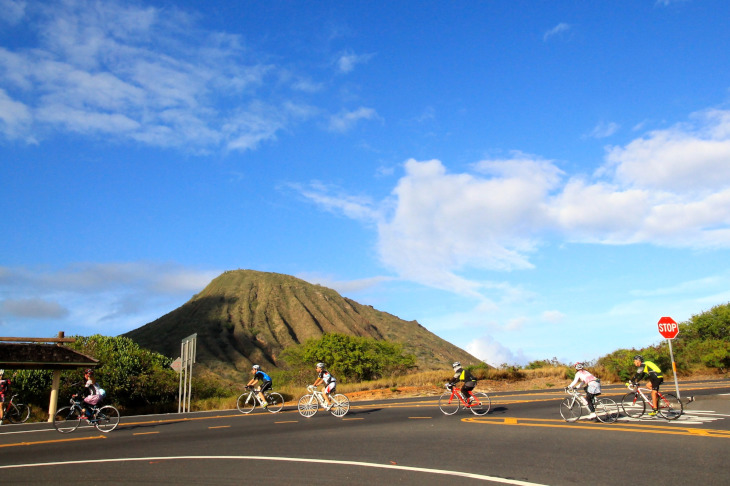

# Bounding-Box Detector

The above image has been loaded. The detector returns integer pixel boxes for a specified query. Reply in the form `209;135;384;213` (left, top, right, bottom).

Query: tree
282;333;417;382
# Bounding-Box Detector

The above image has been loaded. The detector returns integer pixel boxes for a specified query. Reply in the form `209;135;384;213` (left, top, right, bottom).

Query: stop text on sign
658;316;679;339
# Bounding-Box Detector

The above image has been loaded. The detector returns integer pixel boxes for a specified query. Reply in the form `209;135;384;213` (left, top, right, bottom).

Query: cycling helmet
452;361;462;370
252;364;260;370
574;362;584;370
633;355;644;362
316;362;326;369
84;368;94;375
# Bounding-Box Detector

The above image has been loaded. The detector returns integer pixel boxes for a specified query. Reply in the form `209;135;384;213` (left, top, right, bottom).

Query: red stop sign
658;316;679;339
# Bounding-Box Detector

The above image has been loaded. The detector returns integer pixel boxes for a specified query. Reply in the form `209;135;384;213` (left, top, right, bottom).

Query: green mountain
124;269;479;379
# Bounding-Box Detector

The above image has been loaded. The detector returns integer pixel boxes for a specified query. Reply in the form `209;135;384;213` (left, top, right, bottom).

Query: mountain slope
124;270;479;378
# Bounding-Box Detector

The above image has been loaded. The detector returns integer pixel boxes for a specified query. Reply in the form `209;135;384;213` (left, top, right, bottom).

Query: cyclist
0;369;10;424
74;368;103;421
447;362;477;403
567;362;601;420
630;355;664;417
313;363;336;410
246;364;272;409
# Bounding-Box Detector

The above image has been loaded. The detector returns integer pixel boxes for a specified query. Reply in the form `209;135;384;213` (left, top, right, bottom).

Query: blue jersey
254;370;272;382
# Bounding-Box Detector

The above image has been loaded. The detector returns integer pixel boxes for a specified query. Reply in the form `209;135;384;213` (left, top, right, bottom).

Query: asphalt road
0;379;728;485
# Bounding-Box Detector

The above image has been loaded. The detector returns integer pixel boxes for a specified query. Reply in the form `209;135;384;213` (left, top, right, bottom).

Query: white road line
0;455;548;485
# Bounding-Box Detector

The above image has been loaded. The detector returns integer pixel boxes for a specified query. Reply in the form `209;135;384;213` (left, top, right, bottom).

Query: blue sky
2;0;730;367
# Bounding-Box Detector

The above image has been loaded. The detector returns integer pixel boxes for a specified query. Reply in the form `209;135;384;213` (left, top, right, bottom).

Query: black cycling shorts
260;381;272;393
648;375;663;390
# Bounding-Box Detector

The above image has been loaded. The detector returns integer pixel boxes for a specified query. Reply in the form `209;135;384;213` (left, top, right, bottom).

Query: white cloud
465;336;528;367
543;23;570;42
327;107;379;132
541;310;565;323
587;121;620;139
0;263;220;333
0;0;322;151
336;51;374;73
0;0;26;25
0;298;69;319
298;108;730;297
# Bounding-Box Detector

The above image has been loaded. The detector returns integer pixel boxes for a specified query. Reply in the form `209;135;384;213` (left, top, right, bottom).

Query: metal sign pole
667;338;681;399
178;341;184;413
178;334;197;414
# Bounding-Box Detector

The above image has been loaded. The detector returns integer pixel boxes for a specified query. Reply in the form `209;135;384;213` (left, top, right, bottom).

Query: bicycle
560;387;619;423
1;394;31;424
297;385;350;418
53;398;120;433
236;386;284;414
621;383;683;420
438;384;491;416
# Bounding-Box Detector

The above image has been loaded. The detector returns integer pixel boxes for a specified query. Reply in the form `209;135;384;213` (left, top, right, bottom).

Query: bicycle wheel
298;394;318;418
4;403;21;423
468;392;491;416
621;392;645;418
330;394;350;417
594;398;619;423
439;392;460;415
94;405;120;433
53;406;82;433
15;402;31;423
265;392;284;413
237;393;256;414
657;393;683;420
559;397;581;422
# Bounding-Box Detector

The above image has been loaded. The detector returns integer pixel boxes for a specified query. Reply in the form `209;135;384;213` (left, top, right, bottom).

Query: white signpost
657;317;681;399
178;333;197;413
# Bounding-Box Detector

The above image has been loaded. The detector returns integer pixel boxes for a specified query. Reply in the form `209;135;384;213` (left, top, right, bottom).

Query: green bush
281;333;417;383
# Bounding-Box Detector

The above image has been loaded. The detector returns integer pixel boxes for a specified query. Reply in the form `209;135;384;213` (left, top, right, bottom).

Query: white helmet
452;361;462;370
574;362;584;370
252;364;260;370
316;362;325;369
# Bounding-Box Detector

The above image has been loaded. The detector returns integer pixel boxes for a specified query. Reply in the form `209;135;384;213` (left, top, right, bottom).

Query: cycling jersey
254;370;272;383
632;360;663;382
449;369;476;387
0;378;9;401
318;370;336;385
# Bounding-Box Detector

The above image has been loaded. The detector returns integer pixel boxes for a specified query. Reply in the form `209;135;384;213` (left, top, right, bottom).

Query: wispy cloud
298;107;730;299
0;263;220;333
587;121;620;139
327;107;380;132
0;0;329;152
543;22;570;42
336;50;375;73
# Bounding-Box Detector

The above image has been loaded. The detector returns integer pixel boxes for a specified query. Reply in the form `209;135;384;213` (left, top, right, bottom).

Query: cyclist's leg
462;384;475;404
324;383;335;406
259;381;272;405
585;390;596;413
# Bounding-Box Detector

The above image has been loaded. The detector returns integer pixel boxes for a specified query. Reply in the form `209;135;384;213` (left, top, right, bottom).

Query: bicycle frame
445;387;478;407
297;385;350;418
439;385;490;416
622;384;683;420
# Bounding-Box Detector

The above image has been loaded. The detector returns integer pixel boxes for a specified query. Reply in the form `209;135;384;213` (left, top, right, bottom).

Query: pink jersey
569;369;596;388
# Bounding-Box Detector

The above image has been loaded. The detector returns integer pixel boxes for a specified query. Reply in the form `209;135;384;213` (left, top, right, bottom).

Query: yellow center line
462;416;730;438
0;435;107;448
342;417;364;421
208;426;230;429
408;417;433;419
274;421;298;424
133;431;160;435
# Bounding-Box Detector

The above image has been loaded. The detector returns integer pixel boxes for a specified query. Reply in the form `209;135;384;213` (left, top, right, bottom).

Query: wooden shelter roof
0;342;98;370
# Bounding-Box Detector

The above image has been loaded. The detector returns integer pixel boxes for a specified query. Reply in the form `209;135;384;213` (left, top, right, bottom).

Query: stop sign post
658;317;681;399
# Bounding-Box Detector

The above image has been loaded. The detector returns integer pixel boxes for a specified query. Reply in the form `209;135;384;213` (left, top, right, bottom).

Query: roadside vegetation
7;303;729;421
